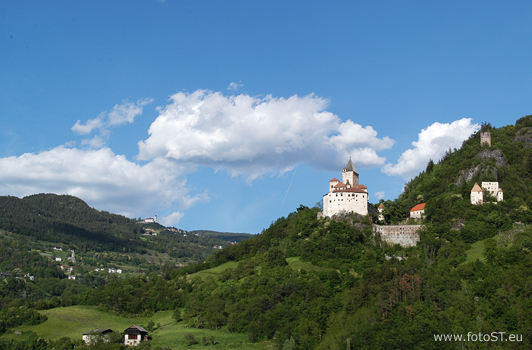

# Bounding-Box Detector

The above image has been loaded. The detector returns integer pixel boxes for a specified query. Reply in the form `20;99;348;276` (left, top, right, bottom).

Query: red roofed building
410;203;426;220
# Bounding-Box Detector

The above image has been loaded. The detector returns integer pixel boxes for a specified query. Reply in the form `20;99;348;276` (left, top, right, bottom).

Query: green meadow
464;239;488;263
1;305;269;349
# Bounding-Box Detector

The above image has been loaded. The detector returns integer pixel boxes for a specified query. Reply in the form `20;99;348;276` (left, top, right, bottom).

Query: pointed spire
343;157;358;174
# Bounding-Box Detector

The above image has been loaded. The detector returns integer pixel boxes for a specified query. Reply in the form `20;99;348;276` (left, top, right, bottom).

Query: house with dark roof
82;328;114;344
124;325;148;346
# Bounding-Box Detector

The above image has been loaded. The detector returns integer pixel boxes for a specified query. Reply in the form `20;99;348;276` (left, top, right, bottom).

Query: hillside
2;118;532;349
0;194;143;252
189;230;253;243
380;116;532;240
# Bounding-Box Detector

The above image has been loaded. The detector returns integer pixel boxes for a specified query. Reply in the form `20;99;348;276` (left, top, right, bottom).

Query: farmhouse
82;328;114;345
124;325;148;346
410;203;426;220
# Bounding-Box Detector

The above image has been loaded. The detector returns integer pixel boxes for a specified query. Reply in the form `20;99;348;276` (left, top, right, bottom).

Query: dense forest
2;116;532;349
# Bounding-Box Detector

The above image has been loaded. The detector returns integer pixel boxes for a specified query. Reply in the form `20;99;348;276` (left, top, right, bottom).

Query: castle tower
471;183;484;205
481;131;491;147
342;157;359;186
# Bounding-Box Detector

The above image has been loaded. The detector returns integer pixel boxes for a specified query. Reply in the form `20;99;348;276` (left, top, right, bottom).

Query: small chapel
321;158;369;218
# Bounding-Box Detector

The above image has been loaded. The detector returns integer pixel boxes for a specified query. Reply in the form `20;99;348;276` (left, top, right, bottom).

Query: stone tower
481;131;491;147
342;157;359;186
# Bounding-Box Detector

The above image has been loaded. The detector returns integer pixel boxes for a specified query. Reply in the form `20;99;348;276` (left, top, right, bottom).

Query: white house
320;158;369;218
378;203;385;222
82;329;114;345
124;325;148;346
410;203;426;220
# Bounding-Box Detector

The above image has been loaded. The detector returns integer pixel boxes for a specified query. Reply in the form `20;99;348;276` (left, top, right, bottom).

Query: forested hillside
0;194;143;252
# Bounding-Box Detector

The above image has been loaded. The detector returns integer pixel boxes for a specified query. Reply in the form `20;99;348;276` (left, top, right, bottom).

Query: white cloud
107;99;152;126
374;191;385;200
138;90;394;179
72;99;153;147
382;118;480;180
81;135;106;148
160;211;185;227
72;115;105;135
227;82;242;91
0;146;205;219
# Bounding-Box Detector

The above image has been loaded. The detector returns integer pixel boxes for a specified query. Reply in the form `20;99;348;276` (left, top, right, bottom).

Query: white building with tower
320;158;369;218
471;182;503;204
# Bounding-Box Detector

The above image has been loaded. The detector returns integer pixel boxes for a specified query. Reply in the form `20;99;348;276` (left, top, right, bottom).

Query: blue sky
1;1;531;234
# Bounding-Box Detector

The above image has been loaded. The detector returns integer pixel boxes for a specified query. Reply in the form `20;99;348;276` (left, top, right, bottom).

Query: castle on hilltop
319;158;369;218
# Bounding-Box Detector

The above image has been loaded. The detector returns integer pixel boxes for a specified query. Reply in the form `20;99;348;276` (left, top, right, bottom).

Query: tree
282;336;295;350
184;333;198;346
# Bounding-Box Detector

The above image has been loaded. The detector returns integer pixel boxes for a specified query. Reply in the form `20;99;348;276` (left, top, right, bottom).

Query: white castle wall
323;191;368;217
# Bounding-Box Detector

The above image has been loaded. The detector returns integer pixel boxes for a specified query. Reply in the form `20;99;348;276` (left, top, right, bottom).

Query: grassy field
464;239;488;263
190;261;239;281
1;305;270;349
463;233;507;263
286;256;332;272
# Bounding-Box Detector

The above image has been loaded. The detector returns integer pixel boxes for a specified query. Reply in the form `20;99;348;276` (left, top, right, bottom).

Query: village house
60;265;73;273
378;203;385;222
82;329;114;345
123;325;148;346
410;203;426;220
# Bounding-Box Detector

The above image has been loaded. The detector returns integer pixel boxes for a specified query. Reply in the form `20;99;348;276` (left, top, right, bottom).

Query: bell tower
342;157;359;186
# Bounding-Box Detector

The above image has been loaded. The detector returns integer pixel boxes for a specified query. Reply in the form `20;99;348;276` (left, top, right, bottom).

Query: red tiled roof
378;203;384;209
329;177;339;182
334;182;346;188
410;203;426;212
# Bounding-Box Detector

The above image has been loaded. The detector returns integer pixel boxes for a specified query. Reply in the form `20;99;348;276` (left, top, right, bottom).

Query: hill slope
0;194;143;252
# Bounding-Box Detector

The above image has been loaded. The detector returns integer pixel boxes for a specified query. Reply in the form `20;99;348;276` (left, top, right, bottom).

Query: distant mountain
0;193;252;266
0;194;143;252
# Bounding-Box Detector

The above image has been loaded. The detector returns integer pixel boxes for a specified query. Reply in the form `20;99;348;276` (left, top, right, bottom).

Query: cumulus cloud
160;211;185;227
138;90;394;179
72;99;153;147
382;118;480;180
0;146;204;219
